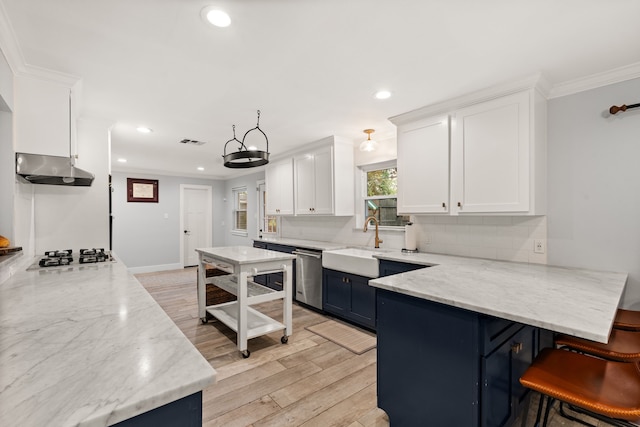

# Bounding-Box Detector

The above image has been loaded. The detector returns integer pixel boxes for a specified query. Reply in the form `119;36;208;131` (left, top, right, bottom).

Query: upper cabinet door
265;158;294;215
311;145;334;215
451;91;530;214
294;153;317;214
397;115;450;214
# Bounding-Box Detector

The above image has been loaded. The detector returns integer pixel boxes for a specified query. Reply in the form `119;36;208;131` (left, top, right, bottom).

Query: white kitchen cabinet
397;115;450;214
451;90;533;214
390;77;546;216
14;74;79;157
265;158;294;215
293;137;354;216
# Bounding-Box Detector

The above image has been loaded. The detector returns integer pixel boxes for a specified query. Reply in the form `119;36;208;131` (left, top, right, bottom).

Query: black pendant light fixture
223;110;270;168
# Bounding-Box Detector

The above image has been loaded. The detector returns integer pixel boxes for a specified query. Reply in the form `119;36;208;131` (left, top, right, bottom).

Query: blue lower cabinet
379;259;425;277
377;289;537;427
322;268;376;330
252;242;296;292
112;392;202;427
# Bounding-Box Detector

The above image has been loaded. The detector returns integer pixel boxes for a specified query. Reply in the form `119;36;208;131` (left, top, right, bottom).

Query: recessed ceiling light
117;158;127;163
374;90;392;100
202;7;231;27
136;126;152;133
197;167;205;171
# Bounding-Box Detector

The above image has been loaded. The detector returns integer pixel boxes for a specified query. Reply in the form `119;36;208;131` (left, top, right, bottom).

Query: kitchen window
232;187;248;235
361;162;410;228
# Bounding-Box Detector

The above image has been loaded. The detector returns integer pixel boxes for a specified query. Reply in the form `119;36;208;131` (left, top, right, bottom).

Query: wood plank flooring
140;268;600;427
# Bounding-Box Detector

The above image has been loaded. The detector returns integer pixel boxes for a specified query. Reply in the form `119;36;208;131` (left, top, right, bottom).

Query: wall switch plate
534;239;545;254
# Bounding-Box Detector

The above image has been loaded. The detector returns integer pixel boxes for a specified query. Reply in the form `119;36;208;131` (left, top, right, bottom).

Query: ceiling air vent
179;138;207;145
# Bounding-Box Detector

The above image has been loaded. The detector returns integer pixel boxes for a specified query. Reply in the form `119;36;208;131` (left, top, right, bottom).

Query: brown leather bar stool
555;328;640;362
520;348;640;427
614;308;640;331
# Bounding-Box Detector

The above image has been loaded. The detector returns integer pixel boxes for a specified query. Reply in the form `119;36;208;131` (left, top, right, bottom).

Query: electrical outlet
534;239;545;254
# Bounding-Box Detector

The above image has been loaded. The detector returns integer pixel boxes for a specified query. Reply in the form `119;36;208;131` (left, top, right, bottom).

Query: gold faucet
363;215;383;248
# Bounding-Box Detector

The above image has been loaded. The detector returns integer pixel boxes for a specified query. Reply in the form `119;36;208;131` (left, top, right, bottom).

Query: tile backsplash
281;215;547;264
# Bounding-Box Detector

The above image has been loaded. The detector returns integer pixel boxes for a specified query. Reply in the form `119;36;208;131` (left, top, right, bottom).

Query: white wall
111;172;224;271
224;171;265;247
547;77;640;308
0;50;12;111
33;117;111;253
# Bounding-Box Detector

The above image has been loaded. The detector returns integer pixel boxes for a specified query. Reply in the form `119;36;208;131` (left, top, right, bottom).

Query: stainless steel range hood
15;152;95;187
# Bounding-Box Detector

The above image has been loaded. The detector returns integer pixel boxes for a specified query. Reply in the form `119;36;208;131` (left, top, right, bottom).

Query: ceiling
2;0;640;179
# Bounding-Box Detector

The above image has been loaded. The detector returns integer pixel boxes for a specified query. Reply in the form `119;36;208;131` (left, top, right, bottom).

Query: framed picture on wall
127;178;159;203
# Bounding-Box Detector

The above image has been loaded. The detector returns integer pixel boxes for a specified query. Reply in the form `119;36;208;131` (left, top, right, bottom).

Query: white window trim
232;186;248;236
256;179;279;238
356;160;408;231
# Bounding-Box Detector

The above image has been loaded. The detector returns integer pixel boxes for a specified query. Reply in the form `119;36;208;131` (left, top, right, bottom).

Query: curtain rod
609;103;640;114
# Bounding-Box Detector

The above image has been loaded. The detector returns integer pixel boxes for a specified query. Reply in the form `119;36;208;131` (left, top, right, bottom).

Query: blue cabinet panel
322;268;376;330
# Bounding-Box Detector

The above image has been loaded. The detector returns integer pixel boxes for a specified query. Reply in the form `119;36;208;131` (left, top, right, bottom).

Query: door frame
257;179;279;239
179;184;213;267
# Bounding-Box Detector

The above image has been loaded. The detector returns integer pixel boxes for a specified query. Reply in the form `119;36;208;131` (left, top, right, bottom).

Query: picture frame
127;178;159;203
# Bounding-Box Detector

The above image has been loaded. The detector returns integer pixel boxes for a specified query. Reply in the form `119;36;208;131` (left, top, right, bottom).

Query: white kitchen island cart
196;246;295;358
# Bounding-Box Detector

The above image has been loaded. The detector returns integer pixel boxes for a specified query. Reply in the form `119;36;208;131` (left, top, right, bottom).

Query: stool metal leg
542;397;555;427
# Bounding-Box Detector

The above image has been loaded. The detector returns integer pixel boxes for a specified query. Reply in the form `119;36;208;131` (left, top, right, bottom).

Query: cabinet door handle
457;202;462;208
511;342;523;354
442;202;446;209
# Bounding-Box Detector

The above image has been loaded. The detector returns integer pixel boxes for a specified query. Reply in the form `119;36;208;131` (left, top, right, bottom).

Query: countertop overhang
370;252;628;343
0;256;216;427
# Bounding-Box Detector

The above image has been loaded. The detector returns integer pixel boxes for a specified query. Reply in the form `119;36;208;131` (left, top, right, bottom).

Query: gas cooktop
27;248;115;272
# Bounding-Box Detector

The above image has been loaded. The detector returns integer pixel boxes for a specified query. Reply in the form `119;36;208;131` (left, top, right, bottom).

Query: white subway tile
482;216;513;225
457;216;484;225
434;216;459;225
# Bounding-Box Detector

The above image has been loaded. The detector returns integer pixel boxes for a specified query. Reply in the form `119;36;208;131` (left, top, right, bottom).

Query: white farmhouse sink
322;248;386;278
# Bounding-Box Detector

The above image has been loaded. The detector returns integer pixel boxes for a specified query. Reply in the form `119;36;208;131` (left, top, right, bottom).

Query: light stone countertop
370;251;628;343
252;237;348;251
0;256;216;427
196;246;296;265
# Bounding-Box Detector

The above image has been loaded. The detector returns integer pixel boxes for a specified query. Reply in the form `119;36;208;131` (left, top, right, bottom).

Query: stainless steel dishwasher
292;248;323;310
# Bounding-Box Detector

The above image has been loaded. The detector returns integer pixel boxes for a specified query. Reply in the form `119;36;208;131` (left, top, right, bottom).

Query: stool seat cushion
555;328;640;362
520;348;640;421
615;308;640;331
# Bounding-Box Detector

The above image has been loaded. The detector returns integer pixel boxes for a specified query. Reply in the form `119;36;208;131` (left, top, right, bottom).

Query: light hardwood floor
141;269;599;427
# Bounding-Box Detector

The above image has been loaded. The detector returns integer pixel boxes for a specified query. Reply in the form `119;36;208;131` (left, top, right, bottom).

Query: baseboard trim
128;263;184;275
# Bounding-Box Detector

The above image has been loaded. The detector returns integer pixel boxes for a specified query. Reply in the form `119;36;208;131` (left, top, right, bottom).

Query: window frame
358;160;410;231
231;186;248;236
257;180;278;237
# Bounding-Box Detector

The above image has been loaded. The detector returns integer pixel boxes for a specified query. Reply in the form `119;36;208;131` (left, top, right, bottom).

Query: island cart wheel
281;335;289;344
200;317;208;324
241;350;251;358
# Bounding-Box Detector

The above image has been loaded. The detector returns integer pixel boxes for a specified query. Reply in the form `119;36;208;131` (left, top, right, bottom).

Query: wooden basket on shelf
199;265;236;319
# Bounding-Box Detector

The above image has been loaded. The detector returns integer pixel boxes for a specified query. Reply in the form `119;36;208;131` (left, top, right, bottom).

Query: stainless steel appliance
16;152;95;187
292;248;322;310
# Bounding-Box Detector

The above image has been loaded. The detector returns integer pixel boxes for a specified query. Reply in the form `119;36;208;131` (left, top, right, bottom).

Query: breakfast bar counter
371;252;628;343
368;252;627;427
0;257;215;427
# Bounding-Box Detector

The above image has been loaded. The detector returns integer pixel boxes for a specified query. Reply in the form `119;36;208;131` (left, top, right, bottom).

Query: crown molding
389;73;549;126
549;62;640;99
0;0;80;87
0;0;23;75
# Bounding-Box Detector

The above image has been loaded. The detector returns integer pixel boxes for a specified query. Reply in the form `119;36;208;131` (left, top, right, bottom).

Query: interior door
182;186;211;267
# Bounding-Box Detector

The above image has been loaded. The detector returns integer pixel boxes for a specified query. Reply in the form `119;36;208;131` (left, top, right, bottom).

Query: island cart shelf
196;246;296;358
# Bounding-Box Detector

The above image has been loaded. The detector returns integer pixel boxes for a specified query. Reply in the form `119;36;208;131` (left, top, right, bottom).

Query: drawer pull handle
511;342;523;354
